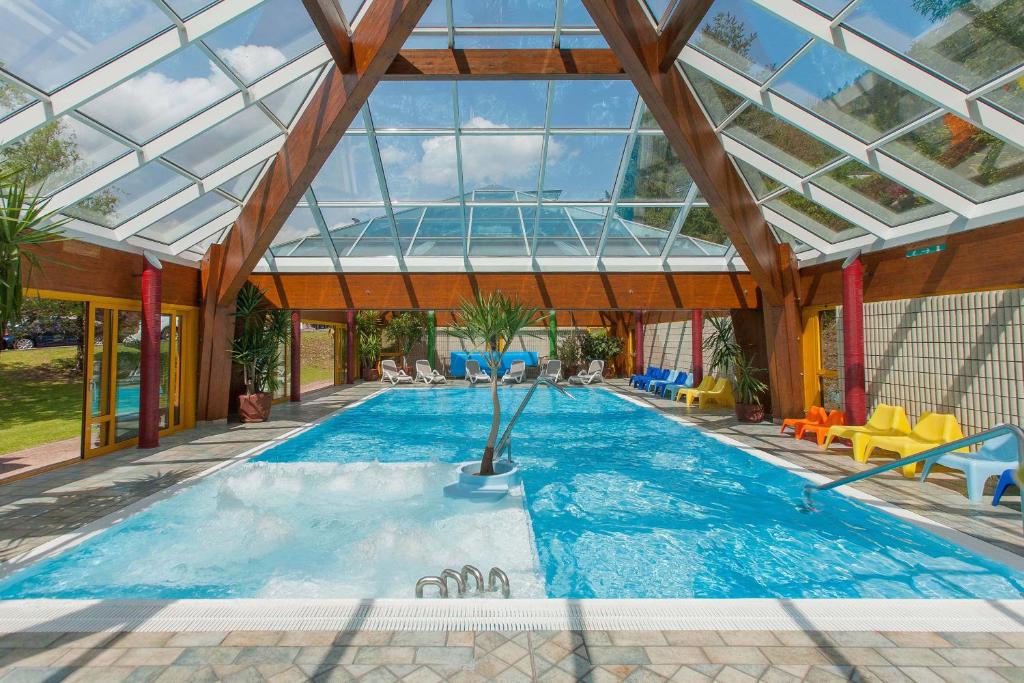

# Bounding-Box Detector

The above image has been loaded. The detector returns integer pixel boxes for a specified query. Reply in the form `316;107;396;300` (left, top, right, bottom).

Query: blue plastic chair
920;432;1019;503
637;368;669;390
993;468;1018;506
659;372;690;398
648;370;681;394
630;366;659;388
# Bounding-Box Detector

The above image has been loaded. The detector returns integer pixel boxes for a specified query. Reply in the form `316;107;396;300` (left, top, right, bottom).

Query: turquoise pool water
1;387;1022;600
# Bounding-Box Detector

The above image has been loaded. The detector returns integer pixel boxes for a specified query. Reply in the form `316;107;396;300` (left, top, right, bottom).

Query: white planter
443;461;520;500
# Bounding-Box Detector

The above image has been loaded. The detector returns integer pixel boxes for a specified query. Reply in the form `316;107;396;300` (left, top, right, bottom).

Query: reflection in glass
770;41;935;142
90;308;111;419
525;206;588;256
670;207;732;255
378;135;459;200
689;0;810;83
458;81;547;128
983;77;1024;121
66;163;191;228
549;81;637;128
370;81;454;129
136;193;236;245
620;134;692;200
115;311;143;443
813;160;944;226
725;106;841;175
843;0;1024;91
542;135;627;201
469;205;527;256
164;106;280;177
682;65;745;126
882;114;1024;202
0;0;171;93
409;206;465;256
313;134;385;201
767;191;868;243
460;135;544;191
608;206;680;255
79;46;235;144
159;315;171;430
0;81;34;121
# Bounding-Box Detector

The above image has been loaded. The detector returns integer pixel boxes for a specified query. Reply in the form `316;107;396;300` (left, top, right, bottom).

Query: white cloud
215;45;288;83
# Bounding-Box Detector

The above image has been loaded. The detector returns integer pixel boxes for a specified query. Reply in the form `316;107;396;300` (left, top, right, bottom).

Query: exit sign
906;244;946;258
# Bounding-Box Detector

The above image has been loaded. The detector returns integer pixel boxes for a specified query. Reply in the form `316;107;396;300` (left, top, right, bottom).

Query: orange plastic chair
799;410;846;446
781;406;827;437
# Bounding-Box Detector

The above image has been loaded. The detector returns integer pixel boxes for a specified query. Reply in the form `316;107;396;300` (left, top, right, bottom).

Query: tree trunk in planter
238;392;272;423
362;367;379;381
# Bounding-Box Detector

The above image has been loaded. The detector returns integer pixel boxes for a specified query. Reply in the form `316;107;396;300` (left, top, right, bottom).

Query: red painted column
842;257;867;425
634;310;644;373
138;254;162;449
290;311;301;402
346;309;356;384
691;308;703;386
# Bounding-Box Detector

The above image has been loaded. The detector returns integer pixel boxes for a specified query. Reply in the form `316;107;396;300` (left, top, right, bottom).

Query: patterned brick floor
0;381;1021;681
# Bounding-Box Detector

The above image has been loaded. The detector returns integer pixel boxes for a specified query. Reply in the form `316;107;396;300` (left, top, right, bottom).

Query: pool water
1;387;1022;600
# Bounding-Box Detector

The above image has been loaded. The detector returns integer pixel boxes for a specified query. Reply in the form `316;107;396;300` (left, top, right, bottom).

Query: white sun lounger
381;359;413;385
502;360;526;384
465;359;491;385
568;359;604;385
415;359;447;384
539;359;562;383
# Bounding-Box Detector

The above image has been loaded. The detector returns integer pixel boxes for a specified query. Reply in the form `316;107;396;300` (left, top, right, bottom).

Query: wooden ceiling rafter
657;0;716;70
384;48;625;79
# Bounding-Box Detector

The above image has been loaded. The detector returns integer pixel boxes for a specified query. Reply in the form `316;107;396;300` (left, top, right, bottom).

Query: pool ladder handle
495;376;574;463
803;422;1024;532
415;565;510;598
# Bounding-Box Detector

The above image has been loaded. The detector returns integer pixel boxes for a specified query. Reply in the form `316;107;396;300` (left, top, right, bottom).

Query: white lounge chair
415;359;447;385
539;359;562;383
502;360;526;384
568;359;604;385
464;359;490;385
381;359;413;385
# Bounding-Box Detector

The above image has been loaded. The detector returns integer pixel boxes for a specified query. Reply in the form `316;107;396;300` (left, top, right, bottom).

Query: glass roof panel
458;81;547;128
562;0;596;26
812;160;945;227
78;45;236;144
560;34;609;48
414;1;448;27
669;207;732;256
733;157;782;199
348;217;398;257
65;163;191;228
202;0;322;85
682;64;745;126
322;207;380;255
842;0;1024;91
542;134;627;201
2;115;130;195
342;0;370;22
165;0;216;20
527;206;589;256
771;224;813;253
769;40;937;143
370;81;454;129
313;134;386;201
378;134;458;200
798;0;854;18
455;35;553;49
767;191;868;243
135;192;235;245
724;105;842;175
164;106;281;178
460;135;544;192
218;164;264;201
608;206;679;255
409;205;465;256
642;0;670;24
549;81;637;128
0;0;172;93
881;114;1024;203
469;205;527;256
620;134;693;201
271;204;321;256
688;0;810;83
262;70;321;127
982;77;1024;122
452;0;556;26
0;81;36;122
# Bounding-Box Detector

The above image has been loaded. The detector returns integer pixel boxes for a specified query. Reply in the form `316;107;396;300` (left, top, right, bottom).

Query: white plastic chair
502;360;526;384
568;359;604;385
381;359;413;385
539;359;562;383
415;359;447;385
464;359;490;385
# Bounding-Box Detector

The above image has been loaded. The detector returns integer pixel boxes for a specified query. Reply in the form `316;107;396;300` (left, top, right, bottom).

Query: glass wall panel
378;135;459;200
313;134;386;201
66;163;191;228
90;308;112;420
159;315;171;430
724;106;841;175
469;205;527;256
114;311;142;443
767;191;868;243
0;0;172;93
769;41;936;142
688;0;810;82
549;81;637;128
620;134;692;200
164;106;280;177
370;81;454;129
409;206;465;256
542;135;627;201
136;193;236;244
202;0;322;84
881;114;1024;202
457;81;547;128
682;65;745;126
812;160;945;226
843;0;1024;91
79;46;236;144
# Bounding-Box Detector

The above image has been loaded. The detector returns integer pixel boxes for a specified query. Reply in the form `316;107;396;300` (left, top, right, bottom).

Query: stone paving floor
0;380;1021;681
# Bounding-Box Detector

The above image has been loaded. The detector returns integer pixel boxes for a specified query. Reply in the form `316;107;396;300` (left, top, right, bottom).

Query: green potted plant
582;329;624;377
356;310;382;381
702;315;741;377
449;292;541;477
556;328;587;377
385;311;427;372
230;283;290;423
733;351;769;423
0;170;69;356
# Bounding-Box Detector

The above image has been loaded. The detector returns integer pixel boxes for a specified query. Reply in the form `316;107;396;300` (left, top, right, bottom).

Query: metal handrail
494;375;573;462
803;423;1024;529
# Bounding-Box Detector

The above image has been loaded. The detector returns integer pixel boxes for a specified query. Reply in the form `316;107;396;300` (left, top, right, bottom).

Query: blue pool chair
637;368;670;390
658;372;690;398
920;432;1019;503
648;370;681;394
992;468;1018;506
630;366;659;388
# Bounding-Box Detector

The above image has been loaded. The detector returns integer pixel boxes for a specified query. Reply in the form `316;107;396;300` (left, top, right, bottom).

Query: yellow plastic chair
823;403;911;450
674;376;714;404
701;378;734;408
858;412;968;478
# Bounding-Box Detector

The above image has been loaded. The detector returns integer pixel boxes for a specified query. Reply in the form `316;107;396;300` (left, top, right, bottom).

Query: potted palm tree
385;311;427;373
733;351;769;423
231;284;290;422
356;310;382;381
449;292;541;477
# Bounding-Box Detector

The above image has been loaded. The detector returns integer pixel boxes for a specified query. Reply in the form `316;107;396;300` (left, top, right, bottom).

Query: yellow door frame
801;304;839;411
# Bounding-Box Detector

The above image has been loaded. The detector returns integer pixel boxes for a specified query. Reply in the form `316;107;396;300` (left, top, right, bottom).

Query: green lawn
0;346;83;455
301;329;336;386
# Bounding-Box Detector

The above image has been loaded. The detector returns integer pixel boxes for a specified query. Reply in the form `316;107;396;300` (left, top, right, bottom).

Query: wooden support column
761;245;804;419
290;310;301;402
197;244;235;421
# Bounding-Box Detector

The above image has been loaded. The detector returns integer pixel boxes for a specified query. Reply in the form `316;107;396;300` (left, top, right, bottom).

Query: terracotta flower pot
238;392;272;423
734;402;766;423
362;367;380;382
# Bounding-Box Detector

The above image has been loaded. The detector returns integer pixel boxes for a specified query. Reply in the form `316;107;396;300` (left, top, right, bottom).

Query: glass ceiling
1;0;1022;274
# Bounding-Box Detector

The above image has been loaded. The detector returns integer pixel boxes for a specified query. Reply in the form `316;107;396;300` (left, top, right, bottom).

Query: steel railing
494;375;573;462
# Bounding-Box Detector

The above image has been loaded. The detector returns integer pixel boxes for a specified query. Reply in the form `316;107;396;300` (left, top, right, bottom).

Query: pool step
415;565;510;598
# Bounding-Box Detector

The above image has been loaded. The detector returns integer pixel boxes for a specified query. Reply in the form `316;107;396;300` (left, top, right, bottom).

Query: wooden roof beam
385;48;625;79
301;0;352;72
658;0;715;70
